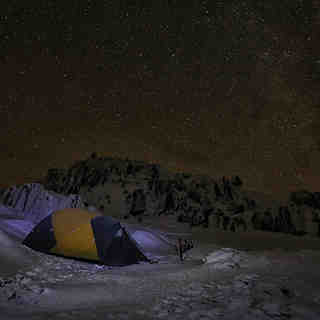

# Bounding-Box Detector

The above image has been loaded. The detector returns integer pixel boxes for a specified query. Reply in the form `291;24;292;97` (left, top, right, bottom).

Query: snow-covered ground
1;224;320;320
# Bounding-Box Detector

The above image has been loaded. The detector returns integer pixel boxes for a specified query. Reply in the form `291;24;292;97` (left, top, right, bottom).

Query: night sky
0;1;319;200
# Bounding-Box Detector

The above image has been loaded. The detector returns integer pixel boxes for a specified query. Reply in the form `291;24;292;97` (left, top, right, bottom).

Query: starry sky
0;0;319;200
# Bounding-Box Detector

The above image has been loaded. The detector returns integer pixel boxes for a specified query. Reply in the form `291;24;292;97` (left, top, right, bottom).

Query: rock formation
0;183;84;224
2;153;320;238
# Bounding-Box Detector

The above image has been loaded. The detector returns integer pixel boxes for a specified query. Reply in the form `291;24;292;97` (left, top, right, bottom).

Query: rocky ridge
25;153;320;238
0;183;84;225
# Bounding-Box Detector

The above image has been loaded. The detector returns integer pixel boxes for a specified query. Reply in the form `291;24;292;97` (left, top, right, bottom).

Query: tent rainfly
22;208;151;266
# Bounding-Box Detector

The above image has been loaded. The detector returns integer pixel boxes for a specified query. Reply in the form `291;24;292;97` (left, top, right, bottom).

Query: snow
1;226;320;320
202;247;241;266
0;219;34;241
0;229;36;277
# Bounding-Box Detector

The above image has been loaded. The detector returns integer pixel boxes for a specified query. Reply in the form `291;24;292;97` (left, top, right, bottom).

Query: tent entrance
91;216;150;266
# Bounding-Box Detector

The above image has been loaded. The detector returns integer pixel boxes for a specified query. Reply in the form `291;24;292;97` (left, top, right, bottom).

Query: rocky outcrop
41;153;246;218
35;153;320;238
208;201;320;238
289;189;320;209
0;183;84;224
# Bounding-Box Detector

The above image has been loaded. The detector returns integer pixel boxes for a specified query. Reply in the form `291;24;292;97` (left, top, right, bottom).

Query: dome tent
22;208;151;266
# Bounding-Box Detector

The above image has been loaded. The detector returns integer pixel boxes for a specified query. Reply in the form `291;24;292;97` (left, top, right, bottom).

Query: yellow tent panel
50;208;101;261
